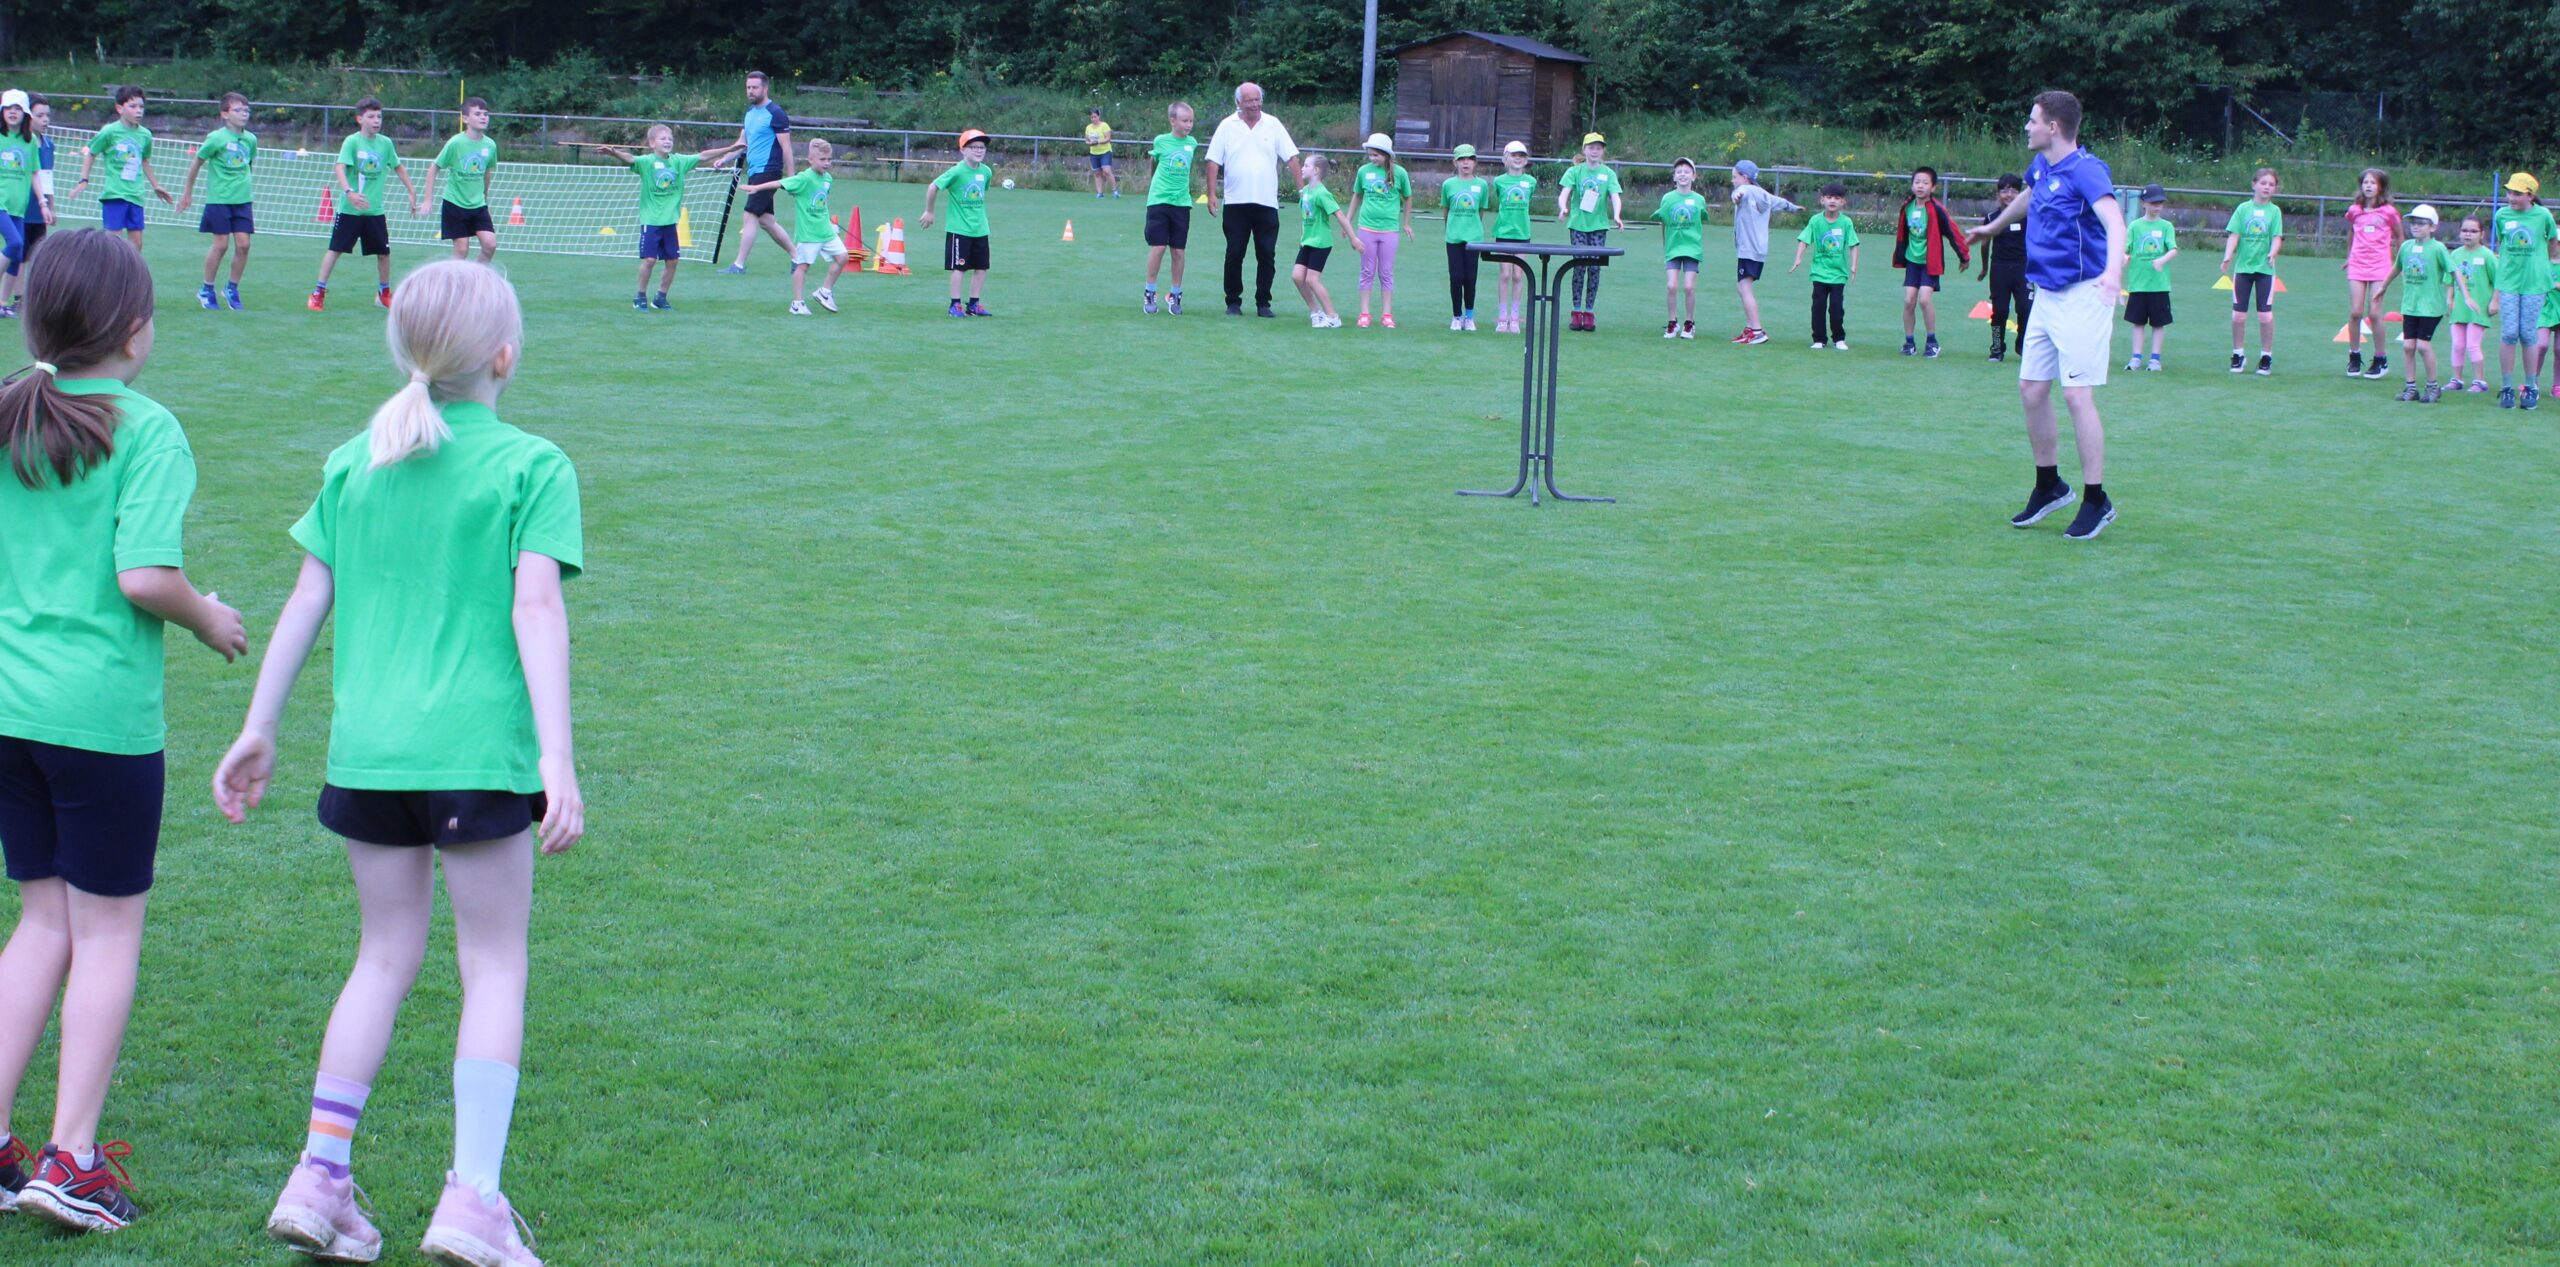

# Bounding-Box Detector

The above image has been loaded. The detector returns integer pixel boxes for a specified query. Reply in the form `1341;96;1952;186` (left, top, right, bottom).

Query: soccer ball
1001;178;1016;190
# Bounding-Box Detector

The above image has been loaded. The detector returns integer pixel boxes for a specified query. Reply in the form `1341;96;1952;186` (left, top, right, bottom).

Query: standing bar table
1459;241;1623;506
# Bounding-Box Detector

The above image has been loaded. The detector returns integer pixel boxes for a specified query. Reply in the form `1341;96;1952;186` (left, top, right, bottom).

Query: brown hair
112;84;144;106
355;96;384;115
2033;90;2082;142
2253;166;2279;187
2353;166;2390;209
463;96;489;114
0;230;154;488
220;91;249;111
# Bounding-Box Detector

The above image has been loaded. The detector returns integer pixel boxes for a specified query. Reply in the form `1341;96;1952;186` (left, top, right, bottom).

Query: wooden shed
1389;31;1589;157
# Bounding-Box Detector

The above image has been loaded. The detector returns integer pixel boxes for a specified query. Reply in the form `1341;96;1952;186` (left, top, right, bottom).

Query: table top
1467;242;1626;259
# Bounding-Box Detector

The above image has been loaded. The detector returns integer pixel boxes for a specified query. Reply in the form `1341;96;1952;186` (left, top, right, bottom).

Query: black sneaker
2010;483;2076;528
1226;303;1244;316
0;1133;30;1211
1256;304;1275;318
2229;351;2245;373
1901;336;1917;357
2526;383;2542;410
1988;342;2006;363
2257;353;2274;376
2421;384;2442;404
2366;356;2389;380
2500;386;2518;409
2063;497;2116;540
2346;350;2364;377
2396;382;2420;402
1924;335;1940;359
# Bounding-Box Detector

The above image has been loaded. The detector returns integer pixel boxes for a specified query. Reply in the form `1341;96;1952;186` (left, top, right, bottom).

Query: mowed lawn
4;178;2555;1264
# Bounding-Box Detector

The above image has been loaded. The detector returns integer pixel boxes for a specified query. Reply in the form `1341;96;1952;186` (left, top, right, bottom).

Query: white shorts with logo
2020;276;2111;389
791;237;849;268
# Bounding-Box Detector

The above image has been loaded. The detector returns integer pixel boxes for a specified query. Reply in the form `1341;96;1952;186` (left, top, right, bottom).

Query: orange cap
958;128;991;149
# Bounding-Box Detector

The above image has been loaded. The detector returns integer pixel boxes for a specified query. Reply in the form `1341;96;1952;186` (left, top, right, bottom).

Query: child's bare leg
2346;281;2369;353
1903;287;1919;336
969;270;986;300
1738;275;1762;329
477;230;498;263
375;255;392;288
1169;248;1185;289
317;250;342;285
636;260;654;293
1683;273;1697;323
229;234;251;283
792;263;809;303
1310;274;1335;317
2257;311;2276;355
1664;271;1678;320
1147;244;1166;286
1918;287;1937;335
203;238;226;285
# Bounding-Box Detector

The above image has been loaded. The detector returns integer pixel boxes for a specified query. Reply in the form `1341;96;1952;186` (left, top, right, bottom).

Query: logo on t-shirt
2245;211;2271;234
649;162;677;190
1164;152;1189;173
223;141;251;165
0;150;21;172
1822;228;1845;250
462;150;489;174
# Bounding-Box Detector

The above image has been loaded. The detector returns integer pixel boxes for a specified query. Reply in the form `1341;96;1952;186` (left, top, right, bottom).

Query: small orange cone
1062;219;1075;242
873;217;911;274
508;196;525;227
2333;320;2376;343
841;206;869;262
1968;300;1993;319
315;186;336;221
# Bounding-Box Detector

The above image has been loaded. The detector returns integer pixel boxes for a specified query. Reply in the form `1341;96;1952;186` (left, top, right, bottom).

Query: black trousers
1223;203;1281;308
1988;266;2033;350
1811;281;1847;343
1446;242;1480;316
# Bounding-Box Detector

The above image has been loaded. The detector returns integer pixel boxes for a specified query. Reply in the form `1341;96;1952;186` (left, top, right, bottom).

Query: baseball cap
1733;159;1759;180
1581;132;1607;147
957;128;990;149
2409;203;2439;222
2140;183;2167;202
1503;140;1529;156
1671;156;1695;170
1450;143;1476;160
2508;171;2539;194
0;90;26;111
1364;132;1393;154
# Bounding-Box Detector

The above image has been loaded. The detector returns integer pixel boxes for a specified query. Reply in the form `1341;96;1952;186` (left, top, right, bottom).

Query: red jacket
1893;197;1973;276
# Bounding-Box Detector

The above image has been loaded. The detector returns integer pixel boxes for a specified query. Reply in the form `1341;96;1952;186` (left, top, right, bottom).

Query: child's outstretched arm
1966;194;2028;243
513;552;584;854
213;555;334;823
1333;210;1356;241
699;140;746;162
1610;189;1625;231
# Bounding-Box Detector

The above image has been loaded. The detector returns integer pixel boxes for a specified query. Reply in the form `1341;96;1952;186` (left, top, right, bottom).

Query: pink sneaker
268;1157;383;1263
420;1173;542;1267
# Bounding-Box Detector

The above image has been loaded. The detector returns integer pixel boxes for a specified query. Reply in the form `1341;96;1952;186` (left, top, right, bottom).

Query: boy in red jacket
1895;166;1972;357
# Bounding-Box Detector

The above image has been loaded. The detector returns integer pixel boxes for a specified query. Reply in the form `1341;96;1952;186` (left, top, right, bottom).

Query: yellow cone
676;207;694;249
599;225;618;236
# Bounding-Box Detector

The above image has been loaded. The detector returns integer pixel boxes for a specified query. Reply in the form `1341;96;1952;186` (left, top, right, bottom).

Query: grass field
5;182;2557;1264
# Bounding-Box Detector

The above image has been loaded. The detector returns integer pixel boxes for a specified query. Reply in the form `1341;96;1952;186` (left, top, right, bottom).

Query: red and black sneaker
0;1133;32;1211
19;1142;138;1232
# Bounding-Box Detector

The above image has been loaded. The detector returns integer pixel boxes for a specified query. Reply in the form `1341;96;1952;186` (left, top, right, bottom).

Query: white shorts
791;238;848;267
2020;277;2112;389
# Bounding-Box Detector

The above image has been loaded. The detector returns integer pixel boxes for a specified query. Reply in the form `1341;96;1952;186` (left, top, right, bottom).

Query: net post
708;166;741;268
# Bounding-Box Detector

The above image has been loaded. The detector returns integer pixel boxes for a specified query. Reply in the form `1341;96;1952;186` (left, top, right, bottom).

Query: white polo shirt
1205;111;1299;208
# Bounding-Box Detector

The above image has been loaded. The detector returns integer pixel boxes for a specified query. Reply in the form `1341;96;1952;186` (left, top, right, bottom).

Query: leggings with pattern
1569;228;1608;311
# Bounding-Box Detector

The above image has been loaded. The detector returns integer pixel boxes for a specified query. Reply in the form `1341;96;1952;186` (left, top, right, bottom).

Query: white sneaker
1450;317;1465;331
1325;313;1344;328
815;289;838;313
1834;341;1851;352
1462;317;1477;331
788;301;810;315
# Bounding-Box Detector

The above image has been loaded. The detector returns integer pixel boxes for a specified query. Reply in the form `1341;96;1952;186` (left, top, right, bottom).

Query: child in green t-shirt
1791;182;1859;349
1141;101;1198;315
2446;215;2496;393
309;99;420;313
1440;144;1490;330
1490;141;1538;333
69;85;176;246
2391;204;2458;402
1554;133;1623;330
176;91;257;310
2122;184;2178;372
1346;135;1414;328
743;139;850;315
426;97;501;263
922;129;996;317
2221;167;2284;375
1291;154;1355;328
1651;158;1710;339
592;126;744;311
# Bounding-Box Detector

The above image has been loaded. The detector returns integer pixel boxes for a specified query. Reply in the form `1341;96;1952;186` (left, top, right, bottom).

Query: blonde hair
369;260;523;468
806;137;832;159
646;123;673;145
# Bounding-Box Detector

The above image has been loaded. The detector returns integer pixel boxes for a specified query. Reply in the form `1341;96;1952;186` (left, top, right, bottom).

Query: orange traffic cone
841;206;869;262
315;186;336;221
2332;319;2377;343
1967;300;1993;319
1062;219;1075;242
874;218;911;274
508;196;525;226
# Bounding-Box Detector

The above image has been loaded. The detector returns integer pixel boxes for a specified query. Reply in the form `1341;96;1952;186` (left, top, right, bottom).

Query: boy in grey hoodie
1728;158;1801;344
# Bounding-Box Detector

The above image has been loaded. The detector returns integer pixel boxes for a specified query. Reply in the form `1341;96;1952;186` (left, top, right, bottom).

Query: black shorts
2232;271;2275;312
19;216;43;259
2124;291;2173;327
1736;257;1766;282
1295;245;1330;272
1901;261;1940;290
945;232;990;272
0;735;163;898
199;201;255;235
318;785;548;848
1144;203;1191;250
743;164;783;217
328;214;391;257
440;202;495;240
2401;313;2443;342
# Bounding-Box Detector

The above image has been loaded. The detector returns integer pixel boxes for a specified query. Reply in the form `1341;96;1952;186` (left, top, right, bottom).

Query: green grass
5;184;2556;1264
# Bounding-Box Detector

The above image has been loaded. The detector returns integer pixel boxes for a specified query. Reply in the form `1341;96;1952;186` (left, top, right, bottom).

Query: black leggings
1988;267;2033;350
1811;281;1847;343
1446;242;1480;316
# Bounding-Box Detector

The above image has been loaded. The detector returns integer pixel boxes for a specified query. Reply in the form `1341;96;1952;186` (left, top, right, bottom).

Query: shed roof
1388;30;1592;64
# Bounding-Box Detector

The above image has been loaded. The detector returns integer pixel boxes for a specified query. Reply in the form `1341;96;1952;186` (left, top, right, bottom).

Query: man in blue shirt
1969;90;2127;540
720;70;797;274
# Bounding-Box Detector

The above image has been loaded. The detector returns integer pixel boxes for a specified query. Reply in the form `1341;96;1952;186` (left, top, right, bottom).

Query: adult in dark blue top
720;70;798;274
1969;90;2127;541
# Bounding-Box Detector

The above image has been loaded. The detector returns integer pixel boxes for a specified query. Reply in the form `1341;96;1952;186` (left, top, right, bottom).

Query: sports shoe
2422;384;2442;404
1744;328;1768;345
1463;317;1478;332
1732;328;1755;344
1311;312;1326;328
199;284;219;310
2366;356;2389;380
2229;350;2245;373
1811;340;1828;350
1988;345;2005;363
1664;321;1679;339
1167;292;1183;315
1382;313;1397;329
268;1157;383;1263
947;300;966;319
2446;378;2467;393
814;288;838;313
2126;355;2143;372
2010;482;2076;528
632;295;650;312
1833;341;1850;352
419;1173;542;1267
2474;378;2490;392
1257;304;1275;318
2525;383;2541;410
1356;312;1371;328
718;264;746;275
1142;287;1158;315
1464;317;1477;333
1901;336;1917;356
2257;353;2274;376
227;282;244;311
18;1142;138;1232
2500;386;2518;409
2148;355;2163;372
1226;303;1244;316
2396;382;2420;402
2062;497;2117;540
789;301;811;315
1680;321;1696;340
0;1133;30;1211
966;299;994;317
2346;350;2364;377
376;288;392;309
1924;334;1940;359
308;290;327;312
651;293;671;311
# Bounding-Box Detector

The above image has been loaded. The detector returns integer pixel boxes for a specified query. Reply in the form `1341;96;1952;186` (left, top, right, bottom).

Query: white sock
452;1058;520;1200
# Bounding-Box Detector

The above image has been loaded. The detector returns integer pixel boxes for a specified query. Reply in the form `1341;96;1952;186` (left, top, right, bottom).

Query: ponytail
366;373;453;468
368;259;523;469
0;229;152;488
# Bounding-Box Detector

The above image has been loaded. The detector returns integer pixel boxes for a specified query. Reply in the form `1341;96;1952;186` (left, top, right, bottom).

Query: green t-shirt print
1147;133;1197;208
2226;200;2282;274
1653;190;1708;261
2125;216;2175;293
1492;172;1537;241
1797;212;1857;284
1441;175;1489;245
196;127;258;205
1353;162;1410;233
2448;245;2495;323
1300;182;1341;251
1904;202;1929;264
633;152;702;227
88;122;154;202
435;134;498;210
338;133;401;216
2395;238;2454;319
933;161;992;237
2493;204;2557;295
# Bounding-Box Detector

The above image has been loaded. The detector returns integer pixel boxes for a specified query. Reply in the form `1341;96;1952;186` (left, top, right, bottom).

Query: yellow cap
2508;171;2539;194
1581;132;1606;147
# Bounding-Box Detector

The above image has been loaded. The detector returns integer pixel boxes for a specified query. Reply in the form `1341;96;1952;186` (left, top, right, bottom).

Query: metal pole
1358;0;1379;140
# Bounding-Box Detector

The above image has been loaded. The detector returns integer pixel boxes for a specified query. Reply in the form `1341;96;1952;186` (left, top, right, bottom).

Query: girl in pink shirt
2341;167;2403;379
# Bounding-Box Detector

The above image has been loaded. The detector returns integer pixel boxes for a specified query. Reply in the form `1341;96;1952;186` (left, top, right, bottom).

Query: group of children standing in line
0;231;579;1267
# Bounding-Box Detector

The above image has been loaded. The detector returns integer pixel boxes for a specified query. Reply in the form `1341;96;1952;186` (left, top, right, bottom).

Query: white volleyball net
50;127;746;261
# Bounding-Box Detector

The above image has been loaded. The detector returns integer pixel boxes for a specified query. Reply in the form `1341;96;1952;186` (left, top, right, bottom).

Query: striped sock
305;1074;369;1177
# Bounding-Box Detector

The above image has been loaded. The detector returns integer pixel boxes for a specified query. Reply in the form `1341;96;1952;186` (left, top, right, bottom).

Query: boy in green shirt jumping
1554;132;1622;330
2122;184;2177;372
69;85;175;245
923;128;996;317
309;99;419;312
742;138;848;314
1651;157;1709;339
1791;182;1859;349
426;97;500;262
176;91;257;310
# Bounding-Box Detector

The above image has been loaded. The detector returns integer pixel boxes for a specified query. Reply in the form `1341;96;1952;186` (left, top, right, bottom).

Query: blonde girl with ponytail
215;257;585;1267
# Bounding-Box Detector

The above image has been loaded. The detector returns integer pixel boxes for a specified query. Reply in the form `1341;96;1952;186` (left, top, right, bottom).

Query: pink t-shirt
2345;204;2402;281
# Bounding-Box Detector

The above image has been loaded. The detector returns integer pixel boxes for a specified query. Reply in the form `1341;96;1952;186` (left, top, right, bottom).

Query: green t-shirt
2125;216;2176;293
932;161;992;237
0;380;193;755
1796;212;1858;284
2225;199;2282;274
1441;175;1489;245
2492;204;2557;295
1560;163;1620;233
289;401;583;793
195;127;258;206
1904;201;1929;263
87;121;154;203
2394;238;2454;319
1146;133;1197;208
781;167;835;245
632;152;702;227
435;133;498;210
337;133;401;216
1492;172;1537;241
0;135;36;213
1299;182;1341;251
1352;162;1410;233
2448;244;2496;324
1653;190;1708;261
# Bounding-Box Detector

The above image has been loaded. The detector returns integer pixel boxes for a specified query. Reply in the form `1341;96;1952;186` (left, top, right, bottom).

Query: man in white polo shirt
1202;82;1298;317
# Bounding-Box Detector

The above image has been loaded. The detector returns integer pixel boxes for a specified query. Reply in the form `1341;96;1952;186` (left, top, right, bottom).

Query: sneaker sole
2011;489;2077;528
18;1185;127;1232
272;1207;383;1263
2065;507;2118;540
419;1228;519;1267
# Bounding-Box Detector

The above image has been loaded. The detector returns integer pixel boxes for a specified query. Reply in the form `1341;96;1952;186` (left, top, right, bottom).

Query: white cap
0;90;26;111
1503;140;1529;155
1363;132;1393;155
2409;203;2439;222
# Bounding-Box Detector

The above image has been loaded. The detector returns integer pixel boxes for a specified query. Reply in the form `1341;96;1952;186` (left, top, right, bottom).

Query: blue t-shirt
742;102;792;175
2025;147;2116;291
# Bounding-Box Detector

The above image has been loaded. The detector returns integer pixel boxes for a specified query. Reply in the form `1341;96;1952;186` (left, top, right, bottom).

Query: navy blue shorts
742;164;783;217
1735;257;1765;282
639;224;681;260
1089;153;1113;170
199;201;255;235
101;199;146;232
0;735;164;898
1901;261;1940;291
318;785;548;848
